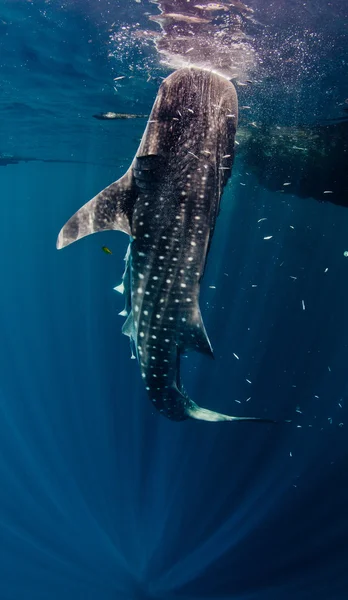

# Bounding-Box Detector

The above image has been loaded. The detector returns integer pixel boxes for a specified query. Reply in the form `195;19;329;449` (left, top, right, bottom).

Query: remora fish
93;112;148;120
57;67;275;424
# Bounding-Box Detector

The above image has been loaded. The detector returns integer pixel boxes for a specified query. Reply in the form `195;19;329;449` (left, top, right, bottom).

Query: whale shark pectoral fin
178;305;214;358
57;169;136;249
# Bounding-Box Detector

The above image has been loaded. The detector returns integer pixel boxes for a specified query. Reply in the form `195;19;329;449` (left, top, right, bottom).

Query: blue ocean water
1;1;348;599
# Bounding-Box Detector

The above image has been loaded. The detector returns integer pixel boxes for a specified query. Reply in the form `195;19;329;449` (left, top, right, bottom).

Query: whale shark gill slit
57;67;276;424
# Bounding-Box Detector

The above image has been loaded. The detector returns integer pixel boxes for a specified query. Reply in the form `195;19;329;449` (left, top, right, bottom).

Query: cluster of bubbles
108;22;159;77
149;4;259;81
105;0;347;126
107;1;260;82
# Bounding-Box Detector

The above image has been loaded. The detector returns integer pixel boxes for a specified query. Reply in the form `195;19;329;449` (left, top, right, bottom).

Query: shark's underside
57;67;276;424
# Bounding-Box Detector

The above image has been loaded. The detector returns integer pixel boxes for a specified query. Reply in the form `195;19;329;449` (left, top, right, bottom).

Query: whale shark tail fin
56;169;136;250
186;401;277;423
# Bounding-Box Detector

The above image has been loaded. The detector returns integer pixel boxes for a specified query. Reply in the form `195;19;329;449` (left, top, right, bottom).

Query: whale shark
57;67;275;424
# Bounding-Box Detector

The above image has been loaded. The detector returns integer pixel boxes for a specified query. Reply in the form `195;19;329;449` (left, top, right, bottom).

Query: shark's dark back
133;68;238;263
136;67;238;189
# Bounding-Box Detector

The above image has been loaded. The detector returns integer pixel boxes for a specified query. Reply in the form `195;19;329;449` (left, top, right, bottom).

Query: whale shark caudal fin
177;375;278;423
56;169;136;249
186;401;278;423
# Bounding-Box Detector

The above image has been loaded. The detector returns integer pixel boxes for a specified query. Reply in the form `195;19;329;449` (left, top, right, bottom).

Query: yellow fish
102;246;112;255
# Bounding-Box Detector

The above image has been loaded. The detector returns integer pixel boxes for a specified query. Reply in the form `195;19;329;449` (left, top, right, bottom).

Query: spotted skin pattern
57;68;277;425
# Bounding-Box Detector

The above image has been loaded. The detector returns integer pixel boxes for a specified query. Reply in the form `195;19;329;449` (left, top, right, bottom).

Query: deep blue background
1;1;348;599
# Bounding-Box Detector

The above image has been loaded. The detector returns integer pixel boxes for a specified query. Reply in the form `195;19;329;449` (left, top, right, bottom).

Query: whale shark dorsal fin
178;304;214;358
56;169;136;249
